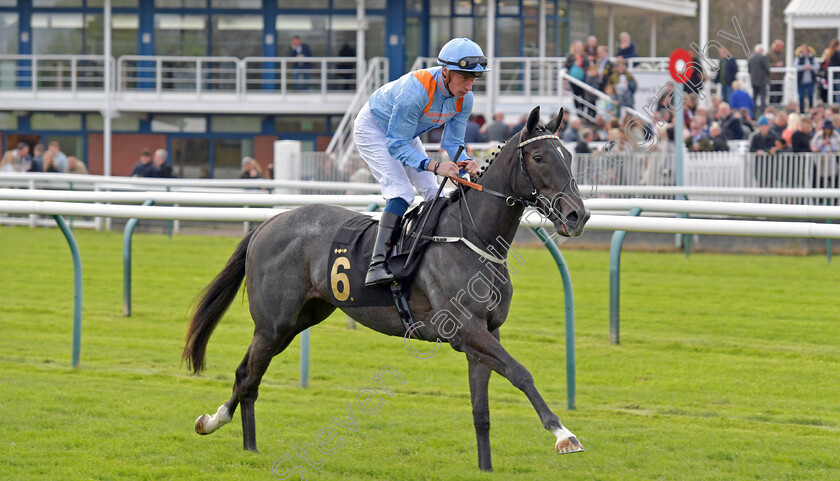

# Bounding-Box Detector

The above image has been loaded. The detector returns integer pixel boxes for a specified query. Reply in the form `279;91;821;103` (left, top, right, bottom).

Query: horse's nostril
566;211;579;225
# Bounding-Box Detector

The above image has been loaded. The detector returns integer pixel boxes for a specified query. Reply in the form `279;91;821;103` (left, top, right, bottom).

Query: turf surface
1;225;839;480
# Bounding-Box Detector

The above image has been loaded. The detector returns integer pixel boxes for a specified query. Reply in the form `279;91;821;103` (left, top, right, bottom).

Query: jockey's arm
384;85;432;172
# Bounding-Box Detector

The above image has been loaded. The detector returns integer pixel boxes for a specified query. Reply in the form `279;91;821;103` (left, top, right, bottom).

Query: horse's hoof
555;435;585;454
195;414;211;435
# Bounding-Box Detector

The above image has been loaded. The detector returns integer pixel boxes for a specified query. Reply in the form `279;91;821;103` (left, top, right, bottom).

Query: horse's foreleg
467;330;495;471
455;327;583;455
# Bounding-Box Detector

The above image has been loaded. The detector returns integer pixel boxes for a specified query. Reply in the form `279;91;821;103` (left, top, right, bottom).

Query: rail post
533;227;576;410
54;215;83;368
609;207;642;345
123;200;154;317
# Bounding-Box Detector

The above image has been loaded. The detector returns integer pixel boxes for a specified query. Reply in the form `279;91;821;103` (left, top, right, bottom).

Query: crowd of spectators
1;141;79;174
448;33;840;164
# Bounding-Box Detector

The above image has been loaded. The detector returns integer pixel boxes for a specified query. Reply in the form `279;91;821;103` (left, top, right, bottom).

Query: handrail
325;57;389;164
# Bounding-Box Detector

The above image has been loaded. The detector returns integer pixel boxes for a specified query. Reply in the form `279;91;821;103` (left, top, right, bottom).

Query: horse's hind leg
466;331;497;472
238;299;336;452
194;346;251;436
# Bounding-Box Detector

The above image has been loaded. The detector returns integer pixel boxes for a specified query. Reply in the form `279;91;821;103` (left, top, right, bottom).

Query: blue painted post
609;207;642;345
533;227;576;410
54;215;83;368
123;200;154;317
300;328;310;389
828;219;832;264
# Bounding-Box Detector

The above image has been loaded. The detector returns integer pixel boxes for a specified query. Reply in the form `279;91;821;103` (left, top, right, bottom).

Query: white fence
573;152;840;204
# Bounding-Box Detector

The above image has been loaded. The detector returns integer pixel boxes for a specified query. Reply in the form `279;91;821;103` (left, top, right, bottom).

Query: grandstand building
0;0;696;177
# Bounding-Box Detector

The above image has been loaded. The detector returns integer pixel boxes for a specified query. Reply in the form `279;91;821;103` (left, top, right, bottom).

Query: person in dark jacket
709;123;729;151
769;112;787;140
152;149;175;178
748;44;771;116
717;103;743;140
790;116;814;153
616;32;637;59
749;116;777;154
716;47;738;103
130;149;156;177
795;44;819;113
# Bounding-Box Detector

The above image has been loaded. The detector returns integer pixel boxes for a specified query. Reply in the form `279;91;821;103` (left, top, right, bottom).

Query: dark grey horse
183;106;590;471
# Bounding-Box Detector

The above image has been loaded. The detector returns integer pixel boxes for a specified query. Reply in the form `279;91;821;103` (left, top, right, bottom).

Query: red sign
669;49;694;84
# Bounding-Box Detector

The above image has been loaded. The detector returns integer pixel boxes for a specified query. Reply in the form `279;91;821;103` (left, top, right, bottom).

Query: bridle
464;131;573;211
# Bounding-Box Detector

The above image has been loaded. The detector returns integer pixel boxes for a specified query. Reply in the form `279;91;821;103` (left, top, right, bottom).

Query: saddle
326;199;450;307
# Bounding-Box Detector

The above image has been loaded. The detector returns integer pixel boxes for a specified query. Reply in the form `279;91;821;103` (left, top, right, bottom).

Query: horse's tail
183;230;255;373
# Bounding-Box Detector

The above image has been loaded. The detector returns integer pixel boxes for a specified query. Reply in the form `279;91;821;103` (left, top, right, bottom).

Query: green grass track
1;225;839;480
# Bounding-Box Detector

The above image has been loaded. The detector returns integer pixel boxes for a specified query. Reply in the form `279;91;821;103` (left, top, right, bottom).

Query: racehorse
182;106;590;471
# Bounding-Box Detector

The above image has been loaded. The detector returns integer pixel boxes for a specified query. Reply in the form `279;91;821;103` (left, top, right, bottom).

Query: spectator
729;81;754;119
563;116;582;143
337;43;356;90
593;115;608;140
565;41;590;118
820;39;840;105
0;151;16;172
782;113;801;147
811;119;840;153
708;123;729;151
483;111;511;142
739;107;755;138
511;113;528;134
130;148;155;177
811;119;840;189
289;36;312;91
28;144;45;172
616;32;637;59
240;156;264;179
153;149;175;178
12;142;31;171
607;58;637;113
67;155;89;174
769;136;791;155
683;52;707;96
584;35;598;62
716;48;738;103
716;102;744;140
464;114;485;143
770;111;787;140
597;84;619;120
595;46;614;91
767;39;786;105
749;116;777;154
688;119;710;151
47;141;68;173
748;44;771;116
576;128;593;154
583;63;601;119
42;149;58;172
790;116;813;153
795;44;819;113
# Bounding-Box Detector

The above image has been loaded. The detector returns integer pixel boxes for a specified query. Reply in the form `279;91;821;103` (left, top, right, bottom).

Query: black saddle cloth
326;199;450;307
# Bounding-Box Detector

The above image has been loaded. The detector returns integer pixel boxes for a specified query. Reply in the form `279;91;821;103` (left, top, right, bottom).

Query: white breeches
354;104;441;205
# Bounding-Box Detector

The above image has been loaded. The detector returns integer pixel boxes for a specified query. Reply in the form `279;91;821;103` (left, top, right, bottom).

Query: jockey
354;37;487;286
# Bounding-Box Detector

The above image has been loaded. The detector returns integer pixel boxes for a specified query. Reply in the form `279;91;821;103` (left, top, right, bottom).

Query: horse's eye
533;155;543;163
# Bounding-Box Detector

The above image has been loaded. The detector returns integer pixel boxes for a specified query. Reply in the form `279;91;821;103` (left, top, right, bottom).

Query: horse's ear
521;106;541;136
546;108;565;134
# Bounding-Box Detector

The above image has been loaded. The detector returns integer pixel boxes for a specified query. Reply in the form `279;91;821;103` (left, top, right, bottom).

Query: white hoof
194;404;232;435
554;426;585;454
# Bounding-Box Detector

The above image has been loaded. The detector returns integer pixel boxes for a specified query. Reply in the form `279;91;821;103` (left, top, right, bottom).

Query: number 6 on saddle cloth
326;198;451;308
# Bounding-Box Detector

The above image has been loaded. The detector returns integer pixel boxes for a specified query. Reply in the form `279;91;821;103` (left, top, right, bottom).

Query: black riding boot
365;211;401;286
